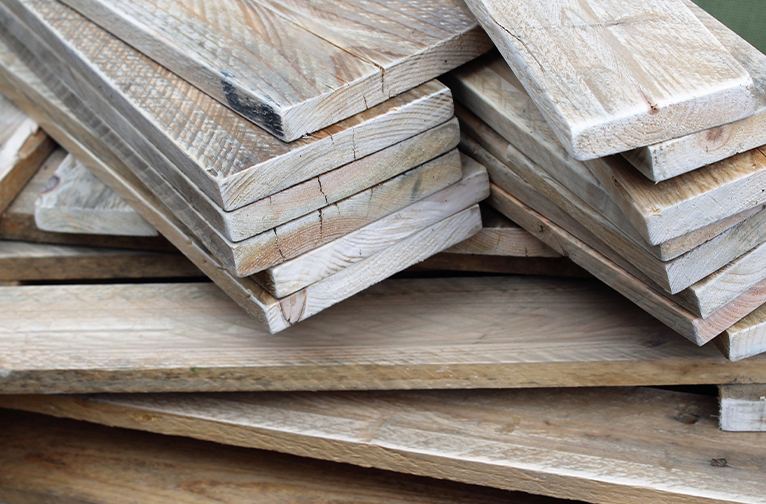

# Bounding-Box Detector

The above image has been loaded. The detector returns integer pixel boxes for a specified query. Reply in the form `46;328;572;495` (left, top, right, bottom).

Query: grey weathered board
412;253;586;277
719;384;766;432
463;0;756;161
448;56;766;246
3;387;764;504
3;0;460;213
623;0;766;181
718;308;766;362
1;278;765;395
58;0;491;141
35;151;157;236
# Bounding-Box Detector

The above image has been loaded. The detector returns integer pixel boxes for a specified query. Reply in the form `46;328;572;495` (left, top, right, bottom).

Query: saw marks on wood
58;0;490;141
34;151;156;236
1;277;765;395
3;387;765;504
463;0;756;160
719;384;766;432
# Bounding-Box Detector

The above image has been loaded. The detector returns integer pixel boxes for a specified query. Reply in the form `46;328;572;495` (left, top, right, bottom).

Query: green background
695;0;766;52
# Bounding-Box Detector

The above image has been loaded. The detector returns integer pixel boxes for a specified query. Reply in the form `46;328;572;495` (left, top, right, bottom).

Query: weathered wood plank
34;151;157;236
411;253;586;276
0;277;764;395
463;0;755;160
718;307;766;362
719;384;766;432
4;0;459;213
58;0;490;141
255;158;488;298
623;0;766;181
3;387;764;504
0;409;563;504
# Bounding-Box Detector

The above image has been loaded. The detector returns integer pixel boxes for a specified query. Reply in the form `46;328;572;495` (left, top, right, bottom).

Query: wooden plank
0;239;201;280
623;0;766;181
410;253;587;276
57;0;490;142
34;151;157;236
719;384;766;432
0;410;561;504
463;0;755;160
254;158;489;298
718;307;766;362
3;387;764;504
0;276;764;395
4;0;461;213
447;57;766;246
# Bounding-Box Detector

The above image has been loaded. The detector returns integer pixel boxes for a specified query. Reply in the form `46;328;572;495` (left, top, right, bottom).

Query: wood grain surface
34;151;157;236
0;276;764;394
464;0;755;160
718;307;766;362
4;0;459;212
2;387;764;504
411;253;585;276
58;0;490;141
719;384;766;432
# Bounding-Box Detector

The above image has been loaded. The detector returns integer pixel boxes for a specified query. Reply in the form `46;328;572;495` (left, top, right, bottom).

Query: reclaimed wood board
623;0;766;181
3;387;764;504
411;253;586;276
255;159;489;298
719;384;766;432
463;0;756;160
34;151;157;236
718;307;766;362
0;410;566;504
0;277;764;395
0;239;200;280
3;0;459;212
448;60;766;246
57;0;491;141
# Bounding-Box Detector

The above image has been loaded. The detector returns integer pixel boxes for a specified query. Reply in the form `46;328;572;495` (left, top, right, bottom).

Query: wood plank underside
58;0;491;141
410;253;587;276
0;277;764;395
0;409;566;504
719;384;766;432
463;0;755;160
2;387;764;504
3;0;462;212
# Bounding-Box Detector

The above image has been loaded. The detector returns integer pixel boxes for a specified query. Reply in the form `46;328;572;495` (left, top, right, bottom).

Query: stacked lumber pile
448;0;766;362
0;0;495;333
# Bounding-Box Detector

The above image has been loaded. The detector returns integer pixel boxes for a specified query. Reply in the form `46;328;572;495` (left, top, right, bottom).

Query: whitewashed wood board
719;384;766;432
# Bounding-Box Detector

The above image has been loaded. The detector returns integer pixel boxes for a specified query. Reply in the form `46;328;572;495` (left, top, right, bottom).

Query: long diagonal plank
463;0;755;160
0;277;764;395
3;0;461;213
2;387;764;504
58;0;490;141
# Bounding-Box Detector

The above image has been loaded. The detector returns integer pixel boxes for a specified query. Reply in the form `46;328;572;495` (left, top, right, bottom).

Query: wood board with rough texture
58;0;491;141
463;0;756;160
718;307;766;362
2;387;764;504
34;150;157;236
0;277;764;395
0;409;569;504
719;384;766;432
2;0;460;213
411;253;586;276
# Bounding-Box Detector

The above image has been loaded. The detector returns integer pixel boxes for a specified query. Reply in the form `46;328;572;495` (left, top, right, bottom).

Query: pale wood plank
34;151;157;236
0;239;201;280
3;387;764;504
623;1;766;181
718;307;766;362
58;0;490;141
1;277;765;395
719;384;766;432
411;253;586;276
255;158;489;298
463;0;755;160
0;410;559;504
5;0;459;213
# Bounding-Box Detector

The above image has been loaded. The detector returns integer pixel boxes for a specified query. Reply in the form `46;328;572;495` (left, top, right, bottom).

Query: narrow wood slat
411;253;585;276
463;0;755;160
719;384;766;431
2;387;764;504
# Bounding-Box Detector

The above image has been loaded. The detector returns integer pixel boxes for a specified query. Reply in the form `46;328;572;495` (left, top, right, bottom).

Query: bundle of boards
446;0;766;362
0;0;496;332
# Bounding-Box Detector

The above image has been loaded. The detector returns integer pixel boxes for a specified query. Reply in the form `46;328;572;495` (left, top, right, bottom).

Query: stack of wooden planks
448;0;766;362
0;0;496;333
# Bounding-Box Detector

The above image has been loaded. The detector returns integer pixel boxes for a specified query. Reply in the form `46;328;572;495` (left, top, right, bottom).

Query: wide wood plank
58;0;490;141
4;387;765;504
34;150;157;236
463;0;755;160
0;276;764;394
4;0;459;213
0;409;562;504
719;384;766;432
623;0;766;181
